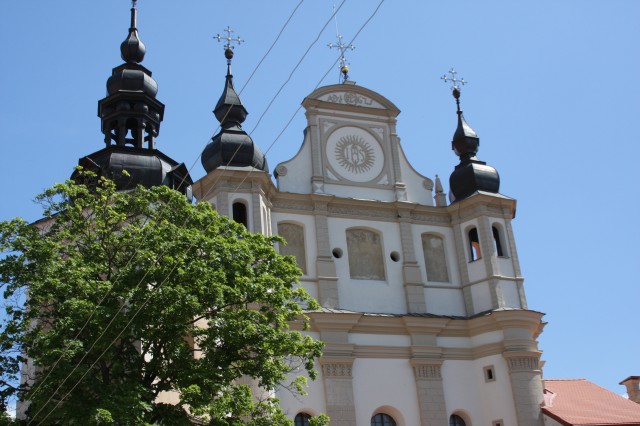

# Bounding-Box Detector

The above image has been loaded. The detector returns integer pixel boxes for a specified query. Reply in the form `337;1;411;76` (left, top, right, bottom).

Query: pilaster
503;351;544;426
320;358;357;426
313;198;339;308
451;223;473;315
411;359;447;426
398;208;426;313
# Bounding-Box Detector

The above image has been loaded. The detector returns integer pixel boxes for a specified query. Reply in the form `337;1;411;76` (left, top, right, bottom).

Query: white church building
43;3;640;425
191;32;545;426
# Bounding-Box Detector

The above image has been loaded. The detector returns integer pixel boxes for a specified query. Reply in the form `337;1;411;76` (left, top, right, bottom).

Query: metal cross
215;26;243;52
441;68;467;91
328;34;355;83
132;0;137;8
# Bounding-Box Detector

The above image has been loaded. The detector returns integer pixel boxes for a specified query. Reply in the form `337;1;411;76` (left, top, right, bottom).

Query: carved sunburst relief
335;135;375;174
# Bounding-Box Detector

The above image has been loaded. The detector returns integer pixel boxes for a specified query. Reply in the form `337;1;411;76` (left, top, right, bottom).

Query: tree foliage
0;174;325;425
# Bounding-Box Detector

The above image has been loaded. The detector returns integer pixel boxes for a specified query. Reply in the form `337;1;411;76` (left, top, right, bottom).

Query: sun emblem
335;135;375;174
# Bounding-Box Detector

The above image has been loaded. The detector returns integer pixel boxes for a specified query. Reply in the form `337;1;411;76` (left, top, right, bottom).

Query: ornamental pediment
317;91;385;109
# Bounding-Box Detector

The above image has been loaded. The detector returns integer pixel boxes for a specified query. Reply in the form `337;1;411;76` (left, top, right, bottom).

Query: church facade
24;4;551;425
193;69;545;425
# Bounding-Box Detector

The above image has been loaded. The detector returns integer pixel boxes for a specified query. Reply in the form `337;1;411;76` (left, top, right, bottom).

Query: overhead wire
24;1;307;421
33;0;386;422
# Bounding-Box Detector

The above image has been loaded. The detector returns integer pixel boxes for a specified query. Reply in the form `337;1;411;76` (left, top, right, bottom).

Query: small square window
492;420;503;426
484;365;496;382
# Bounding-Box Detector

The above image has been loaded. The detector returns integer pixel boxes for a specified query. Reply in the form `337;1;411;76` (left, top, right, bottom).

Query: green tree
0;174;325;425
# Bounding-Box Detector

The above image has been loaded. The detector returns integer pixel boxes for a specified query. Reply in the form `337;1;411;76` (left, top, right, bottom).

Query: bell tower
194;28;272;235
72;1;192;197
442;70;544;426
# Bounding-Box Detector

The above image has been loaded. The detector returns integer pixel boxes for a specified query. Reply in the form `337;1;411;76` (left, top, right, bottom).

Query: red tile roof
543;379;640;426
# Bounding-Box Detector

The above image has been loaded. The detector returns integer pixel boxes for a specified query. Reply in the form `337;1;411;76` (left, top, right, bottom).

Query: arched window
492;225;505;257
277;222;307;274
294;412;312;426
468;227;481;261
232;201;248;228
450;414;467;426
421;234;449;282
346;228;385;280
371;413;397;426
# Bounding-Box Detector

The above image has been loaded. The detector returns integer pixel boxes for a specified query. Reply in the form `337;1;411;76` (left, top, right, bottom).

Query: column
503;351;544;426
411;360;447;426
320;359;357;426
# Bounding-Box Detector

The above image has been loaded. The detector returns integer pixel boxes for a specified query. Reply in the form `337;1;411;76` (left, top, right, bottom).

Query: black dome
201;127;268;173
107;65;158;97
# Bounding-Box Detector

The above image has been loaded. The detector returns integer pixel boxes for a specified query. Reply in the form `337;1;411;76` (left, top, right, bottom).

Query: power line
24;2;308;421
32;0;386;422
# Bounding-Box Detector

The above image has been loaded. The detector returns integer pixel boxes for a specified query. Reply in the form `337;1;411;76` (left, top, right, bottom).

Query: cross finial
132;0;137;8
441;68;467;110
328;34;355;84
441;68;467;92
215;26;243;65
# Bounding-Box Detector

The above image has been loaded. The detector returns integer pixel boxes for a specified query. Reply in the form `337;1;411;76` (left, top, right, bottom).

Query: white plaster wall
467;260;487;283
438;336;472;349
352;358;420;426
442;358;518;426
349;333;411;347
497;280;522;309
470;282;492;313
328;217;406;314
439;331;504;349
397;143;434;206
442;360;485;424
470;330;504;347
495;257;515;276
473;355;518;425
275;135;313;194
425;287;466;316
322;184;396;202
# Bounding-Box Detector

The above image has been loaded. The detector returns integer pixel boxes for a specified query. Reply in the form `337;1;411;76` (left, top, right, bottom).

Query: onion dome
201;46;268;173
447;84;499;202
120;5;146;64
72;2;192;200
452;88;479;159
106;4;157;98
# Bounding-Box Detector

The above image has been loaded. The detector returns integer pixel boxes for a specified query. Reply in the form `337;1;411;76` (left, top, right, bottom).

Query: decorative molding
328;205;397;219
312;180;324;194
413;364;442;380
275;165;287;177
422;179;434;191
322;120;336;132
370;126;385;138
322;362;353;378
271;200;314;212
378;174;390;185
325;168;339;181
410;213;451;225
503;352;541;372
321;91;383;109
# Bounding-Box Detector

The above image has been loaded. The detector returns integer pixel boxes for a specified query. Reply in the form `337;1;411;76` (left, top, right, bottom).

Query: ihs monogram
335;135;375;174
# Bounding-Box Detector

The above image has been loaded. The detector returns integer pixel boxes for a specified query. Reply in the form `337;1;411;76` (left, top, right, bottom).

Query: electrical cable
32;0;386;422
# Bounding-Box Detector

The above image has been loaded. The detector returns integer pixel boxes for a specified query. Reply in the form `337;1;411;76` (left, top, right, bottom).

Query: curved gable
303;84;400;116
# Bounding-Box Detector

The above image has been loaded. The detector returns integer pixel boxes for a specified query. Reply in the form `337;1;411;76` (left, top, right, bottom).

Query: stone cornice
308;309;544;338
271;192;452;225
446;192;517;222
192;167;277;201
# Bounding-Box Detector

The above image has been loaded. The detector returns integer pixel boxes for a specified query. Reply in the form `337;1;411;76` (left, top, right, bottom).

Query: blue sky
1;0;638;396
